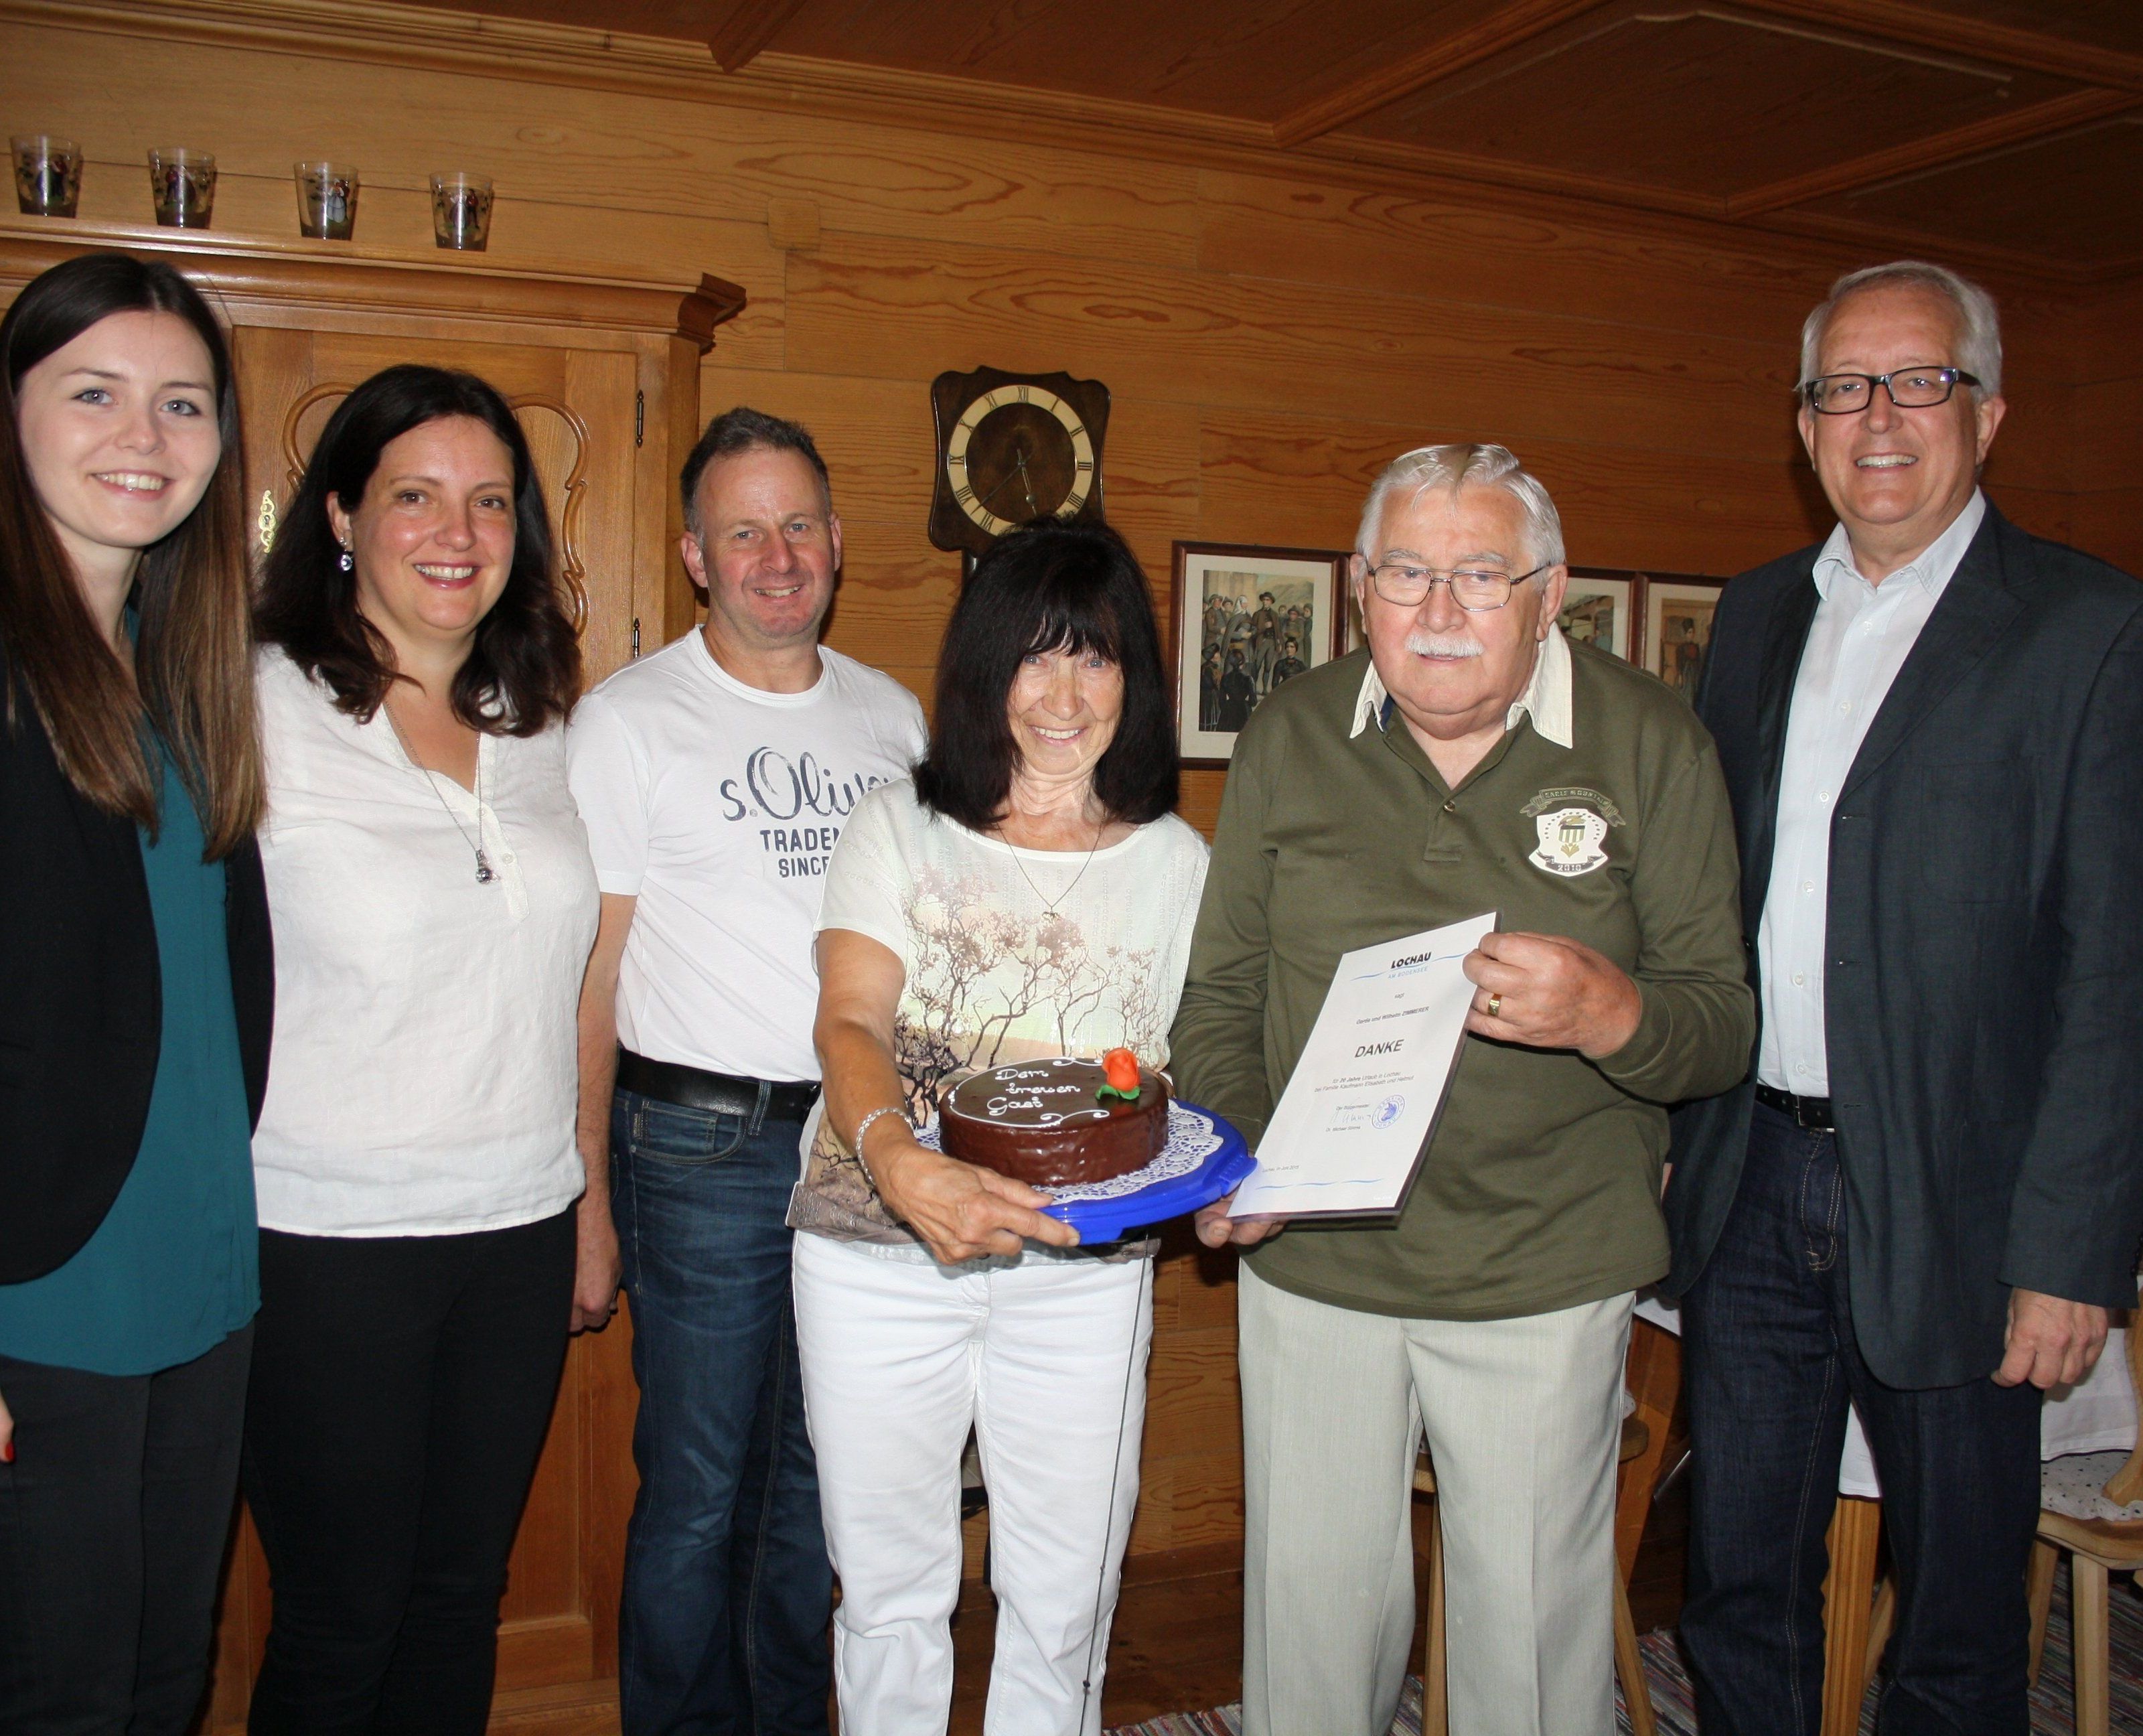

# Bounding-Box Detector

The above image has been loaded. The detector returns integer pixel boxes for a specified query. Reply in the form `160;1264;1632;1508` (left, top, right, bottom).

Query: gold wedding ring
1486;993;1503;1019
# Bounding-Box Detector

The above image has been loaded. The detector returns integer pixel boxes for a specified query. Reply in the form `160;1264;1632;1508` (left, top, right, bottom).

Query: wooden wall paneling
782;234;1805;463
0;19;1203;270
2072;376;2143;493
1197;413;1828;575
2069;488;2143;577
1194;167;1846;344
1178;772;1227;839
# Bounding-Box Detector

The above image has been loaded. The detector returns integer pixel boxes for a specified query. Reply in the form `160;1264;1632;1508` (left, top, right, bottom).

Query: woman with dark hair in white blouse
244;364;599;1735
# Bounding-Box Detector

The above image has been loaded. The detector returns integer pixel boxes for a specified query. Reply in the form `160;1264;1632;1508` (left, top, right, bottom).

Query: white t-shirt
251;650;600;1237
566;631;928;1081
789;778;1210;1248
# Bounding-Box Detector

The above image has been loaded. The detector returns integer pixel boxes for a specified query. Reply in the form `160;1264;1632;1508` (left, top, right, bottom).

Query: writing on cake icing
974;1063;1107;1125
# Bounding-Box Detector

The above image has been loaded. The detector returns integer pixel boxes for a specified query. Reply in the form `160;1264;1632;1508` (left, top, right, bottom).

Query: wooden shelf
0;214;745;350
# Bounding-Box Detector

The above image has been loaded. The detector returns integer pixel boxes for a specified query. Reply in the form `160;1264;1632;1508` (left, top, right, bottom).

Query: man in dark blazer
1664;259;2143;1734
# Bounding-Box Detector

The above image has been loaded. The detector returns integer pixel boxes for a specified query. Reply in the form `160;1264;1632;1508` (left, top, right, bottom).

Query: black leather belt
1755;1082;1836;1133
615;1049;821;1124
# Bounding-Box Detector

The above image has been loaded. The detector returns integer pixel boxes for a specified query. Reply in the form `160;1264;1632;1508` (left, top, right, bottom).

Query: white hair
1799;259;2003;399
1354;443;1565;572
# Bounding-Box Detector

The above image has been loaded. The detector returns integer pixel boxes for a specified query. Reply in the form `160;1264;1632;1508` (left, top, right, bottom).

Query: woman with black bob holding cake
244;365;599;1733
0;252;269;1732
790;518;1209;1735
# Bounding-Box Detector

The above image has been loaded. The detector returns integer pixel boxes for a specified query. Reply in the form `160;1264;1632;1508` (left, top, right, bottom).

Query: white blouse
251;650;599;1237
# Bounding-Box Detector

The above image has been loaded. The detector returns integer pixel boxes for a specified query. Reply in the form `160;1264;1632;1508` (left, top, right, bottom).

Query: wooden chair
2025;1317;2143;1736
1411;1412;1659;1736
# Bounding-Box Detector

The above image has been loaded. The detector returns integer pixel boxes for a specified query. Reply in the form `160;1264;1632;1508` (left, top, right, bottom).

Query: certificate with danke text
1228;912;1495;1218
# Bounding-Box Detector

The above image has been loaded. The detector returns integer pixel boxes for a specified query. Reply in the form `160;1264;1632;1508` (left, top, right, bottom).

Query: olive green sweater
1169;638;1753;1320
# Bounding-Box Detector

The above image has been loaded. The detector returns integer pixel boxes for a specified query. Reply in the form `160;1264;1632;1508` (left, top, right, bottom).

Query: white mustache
1405;632;1484;659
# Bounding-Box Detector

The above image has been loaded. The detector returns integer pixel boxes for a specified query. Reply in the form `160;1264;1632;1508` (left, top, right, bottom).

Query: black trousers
242;1208;575;1736
0;1323;254;1736
1681;1105;2044;1736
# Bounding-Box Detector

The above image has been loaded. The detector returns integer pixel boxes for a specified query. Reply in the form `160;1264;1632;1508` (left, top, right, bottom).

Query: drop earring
338;543;354;573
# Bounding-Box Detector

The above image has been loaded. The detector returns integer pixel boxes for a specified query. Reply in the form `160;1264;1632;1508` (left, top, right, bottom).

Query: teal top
0;739;258;1376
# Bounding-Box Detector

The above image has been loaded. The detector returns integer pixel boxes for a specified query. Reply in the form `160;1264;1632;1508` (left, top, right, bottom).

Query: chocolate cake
940;1056;1170;1188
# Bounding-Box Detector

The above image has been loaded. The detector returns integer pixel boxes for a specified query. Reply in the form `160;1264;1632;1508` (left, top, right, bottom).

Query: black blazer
1;675;273;1285
1664;506;2143;1388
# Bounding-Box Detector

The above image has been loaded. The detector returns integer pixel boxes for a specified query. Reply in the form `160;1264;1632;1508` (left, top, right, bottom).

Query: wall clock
928;366;1110;559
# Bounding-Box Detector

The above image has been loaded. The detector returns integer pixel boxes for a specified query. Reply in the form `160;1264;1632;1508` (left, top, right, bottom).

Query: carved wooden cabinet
0;216;742;1733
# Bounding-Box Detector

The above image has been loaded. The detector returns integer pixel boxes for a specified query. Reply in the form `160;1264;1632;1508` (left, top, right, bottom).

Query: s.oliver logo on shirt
719;747;897;879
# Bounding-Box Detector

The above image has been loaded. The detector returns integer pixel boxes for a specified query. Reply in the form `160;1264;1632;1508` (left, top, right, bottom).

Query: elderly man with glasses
1172;443;1755;1736
1664;260;2143;1735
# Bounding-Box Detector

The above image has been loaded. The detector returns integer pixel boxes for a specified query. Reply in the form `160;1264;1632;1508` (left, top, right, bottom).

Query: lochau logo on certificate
1229;911;1495;1219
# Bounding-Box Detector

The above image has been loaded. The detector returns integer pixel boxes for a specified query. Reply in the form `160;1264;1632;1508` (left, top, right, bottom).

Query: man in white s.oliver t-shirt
566;409;926;1736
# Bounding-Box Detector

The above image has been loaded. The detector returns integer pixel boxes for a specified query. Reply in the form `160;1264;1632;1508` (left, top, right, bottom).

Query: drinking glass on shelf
429;172;492;250
11;135;81;216
294;161;358;239
147;147;215;228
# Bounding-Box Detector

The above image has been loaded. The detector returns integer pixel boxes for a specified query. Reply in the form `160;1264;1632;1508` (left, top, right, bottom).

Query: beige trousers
1238;1265;1632;1736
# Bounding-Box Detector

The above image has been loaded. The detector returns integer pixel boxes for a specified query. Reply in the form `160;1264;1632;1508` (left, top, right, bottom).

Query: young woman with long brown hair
0;251;271;1734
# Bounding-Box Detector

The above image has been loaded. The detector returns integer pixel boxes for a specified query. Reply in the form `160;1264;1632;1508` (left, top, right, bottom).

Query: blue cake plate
915;1100;1255;1243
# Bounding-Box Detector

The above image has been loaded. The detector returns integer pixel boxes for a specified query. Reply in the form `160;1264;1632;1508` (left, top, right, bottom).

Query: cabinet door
208;325;643;1731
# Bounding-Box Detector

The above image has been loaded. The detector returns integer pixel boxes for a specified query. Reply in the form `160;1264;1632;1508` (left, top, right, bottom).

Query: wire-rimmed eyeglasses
1800;366;1980;415
1366;563;1548;611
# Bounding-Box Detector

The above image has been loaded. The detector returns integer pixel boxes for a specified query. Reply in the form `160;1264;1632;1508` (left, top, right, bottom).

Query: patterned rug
1104;1560;2143;1735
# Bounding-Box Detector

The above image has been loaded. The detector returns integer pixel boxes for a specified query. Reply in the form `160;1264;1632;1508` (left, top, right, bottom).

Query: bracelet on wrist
850;1104;915;1184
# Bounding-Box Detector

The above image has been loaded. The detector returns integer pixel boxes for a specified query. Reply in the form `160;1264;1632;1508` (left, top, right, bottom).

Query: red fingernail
1;1441;13;1464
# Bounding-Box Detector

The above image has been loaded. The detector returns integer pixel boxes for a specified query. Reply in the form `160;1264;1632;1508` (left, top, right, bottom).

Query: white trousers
1238;1266;1633;1736
792;1234;1152;1736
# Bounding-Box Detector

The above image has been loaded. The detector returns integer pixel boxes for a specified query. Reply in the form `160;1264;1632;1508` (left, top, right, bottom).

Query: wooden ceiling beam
1270;0;1611;148
1728;0;2143;96
709;0;808;72
1728;86;2140;216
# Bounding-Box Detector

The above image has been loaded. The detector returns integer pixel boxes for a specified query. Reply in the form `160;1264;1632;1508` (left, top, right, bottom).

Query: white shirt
1757;490;1986;1092
791;778;1210;1255
566;632;928;1082
1349;621;1576;748
251;650;600;1236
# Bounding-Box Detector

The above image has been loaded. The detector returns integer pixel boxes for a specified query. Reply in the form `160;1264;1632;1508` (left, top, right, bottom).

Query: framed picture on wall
1558;569;1638;661
1641;575;1729;700
1171;541;1349;766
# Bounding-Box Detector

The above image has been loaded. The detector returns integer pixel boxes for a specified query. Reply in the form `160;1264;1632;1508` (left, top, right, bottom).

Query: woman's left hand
570;1191;621;1333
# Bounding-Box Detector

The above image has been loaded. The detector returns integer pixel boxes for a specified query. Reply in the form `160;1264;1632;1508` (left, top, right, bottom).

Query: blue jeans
1681;1102;2043;1736
611;1087;831;1736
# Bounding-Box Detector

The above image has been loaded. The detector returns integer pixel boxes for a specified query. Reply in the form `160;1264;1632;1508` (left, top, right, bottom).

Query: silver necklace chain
995;816;1104;918
382;700;496;885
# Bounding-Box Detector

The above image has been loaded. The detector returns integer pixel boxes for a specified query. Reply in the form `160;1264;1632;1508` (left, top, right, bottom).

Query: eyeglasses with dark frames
1365;563;1548;612
1800;366;1980;415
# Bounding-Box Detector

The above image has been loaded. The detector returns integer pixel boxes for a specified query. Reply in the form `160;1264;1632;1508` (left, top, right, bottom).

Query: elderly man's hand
871;1137;1080;1266
1194;1193;1288;1249
1463;932;1642;1060
1995;1289;2108;1390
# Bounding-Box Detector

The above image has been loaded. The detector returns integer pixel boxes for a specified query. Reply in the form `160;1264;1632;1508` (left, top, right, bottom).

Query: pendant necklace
383;700;496;884
996;814;1105;920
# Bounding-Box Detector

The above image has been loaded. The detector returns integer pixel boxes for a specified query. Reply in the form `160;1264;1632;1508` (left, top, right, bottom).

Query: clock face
944;384;1096;537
